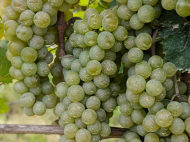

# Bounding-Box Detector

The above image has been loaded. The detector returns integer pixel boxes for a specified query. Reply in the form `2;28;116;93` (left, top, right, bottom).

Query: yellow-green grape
65;0;77;4
58;1;71;12
82;81;97;96
88;14;102;29
143;115;160;132
120;102;133;116
20;10;35;26
96;108;106;122
100;122;111;137
162;78;173;91
148;102;164;115
86;96;101;111
130;102;143;110
6;50;14;62
9;66;25;80
60;110;75;124
55;82;69;99
112;5;119;17
142;0;158;6
21;62;37;76
128;48;144;63
128;0;143;11
91;134;100;142
135;25;152;36
67;85;84;102
137;5;156;23
75;34;88;48
131;109;146;124
77;20;92;35
127;75;146;93
157;127;171;137
139;92;155;108
2;15;10;23
135;61;152;79
117;0;128;4
163;62;177;78
103;50;117;61
84;8;99;21
155;86;166;101
119;114;134;128
169;117;185;135
48;0;64;7
135;33;152;50
11;0;28;13
89;45;105;61
79;67;94;82
176;0;190;17
21;47;37;63
73;48;82;59
101;60;117;76
27;0;43;12
86;60;102;76
148;55;163;69
100;9;115;18
24;74;40;88
150;68;167;83
144;133;159;142
171;133;189;142
8;39;25;56
178;81;187;95
125;132;140;141
124;36;136;50
113;26;128;41
37;46;48;60
49;15;57;26
75;129;92;142
126;89;141;104
87;120;102;135
24;107;34;116
102;14;118;32
117;4;135;20
5;6;19;20
32;25;47;36
155;109;173;127
117;138;126;142
75;118;87;129
36;62;50;77
65;71;80;86
64;123;78;139
180;102;190;119
161;0;177;10
102;97;116;112
94;73;110;89
42;95;57;109
29;35;44;50
68;102;85;118
42;2;57;16
34;11;50;28
29;84;42;96
146;79;163;96
4;20;18;36
63;96;72;109
110;40;123;52
137;124;148;137
41;81;54;95
20;92;35;107
11;56;23;69
61;55;75;70
71;59;83;73
130;14;145;30
33;101;46;116
185;117;190;133
84;31;98;47
16;25;33;41
82;109;97;125
95;88;111;101
154;4;162;18
97;31;115;49
121;20;132;30
13;81;28;94
128;66;136;77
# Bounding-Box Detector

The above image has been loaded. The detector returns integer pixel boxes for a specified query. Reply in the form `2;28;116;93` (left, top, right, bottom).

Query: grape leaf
0;98;9;114
0;23;4;40
78;0;89;6
159;10;190;71
0;39;13;84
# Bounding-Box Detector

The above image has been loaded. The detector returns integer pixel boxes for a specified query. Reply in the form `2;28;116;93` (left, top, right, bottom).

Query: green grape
67;85;84;102
34;11;50;28
84;31;98;47
40;76;49;83
185;117;190;133
137;124;148;136
79;67;94;82
128;66;135;77
128;0;143;11
68;102;85;118
117;93;128;106
80;95;89;106
101;60;117;76
150;68;167;83
97;31;115;50
95;88;111;101
176;0;190;17
113;26;128;41
2;15;10;23
144;133;159;142
102;14;118;32
82;109;97;125
20;10;35;26
82;82;97;96
118;4;135;20
29;35;44;50
100;122;111;137
146;79;163;96
33;101;46;116
131;109;146;124
11;56;23;69
93;73;110;89
27;0;43;12
42;2;57;16
167;101;183;117
120;102;133;116
37;46;48;60
171;133;189;142
103;50;117;61
9;66;25;80
119;114;134;128
155;109;173;127
4;20;18;36
60;110;75;124
43;32;55;45
24;107;34;116
77;20;92;35
169;117;185;135
83;8;99;20
125;132;140;141
127;75;146;94
143;115;160;132
42;95;57;109
148;102;164;114
20;92;35;107
126;89;141;104
135;25;152;36
8;39;25;56
135;61;152;79
65;0;77;4
96;108;107;122
63;96;72;109
32;25;47;36
121;20;132;30
87;120;102;135
70;59;83;73
65;40;74;54
75;118;87;129
110;40;123;52
48;0;64;7
75;129;92;142
24;74;40;88
155;86;166;101
135;33;152;50
180;102;190;119
178;81;187;95
41;81;54;95
163;62;177;78
11;0;28;13
50;63;62;78
21;62;37;76
162;78;173;91
148;55;163;69
86;60;102;76
128;48;144;63
75;34;87;48
109;83;120;97
161;0;177;10
102;97;117;112
137;5;156;23
112;5;119;17
89;45;105;61
129;14;145;30
59;135;76;142
37;62;50;77
5;6;19;20
117;138;126;142
79;51;91;66
16;25;33;41
117;0;128;3
124;36;136;50
64;123;78;139
157;127;171;137
142;0;158;6
14;81;29;94
100;9;115;18
88;14;102;29
6;51;13;63
91;134;100;142
61;55;75;70
154;4;162;18
29;84;42;96
139;92;155;108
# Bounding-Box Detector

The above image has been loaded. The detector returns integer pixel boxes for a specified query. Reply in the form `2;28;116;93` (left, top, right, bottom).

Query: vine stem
86;0;90;9
0;124;127;139
151;29;158;56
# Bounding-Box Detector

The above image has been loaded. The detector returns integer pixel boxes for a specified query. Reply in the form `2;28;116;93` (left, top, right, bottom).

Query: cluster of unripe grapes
2;0;190;142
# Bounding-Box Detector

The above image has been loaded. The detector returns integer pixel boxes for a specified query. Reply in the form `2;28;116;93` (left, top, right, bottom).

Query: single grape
67;85;84;102
135;33;152;50
135;61;152;79
167;101;183;117
96;108;107;122
11;0;28;13
100;122;111;137
75;118;87;129
42;2;57;17
144;133;159;142
41;81;54;95
34;11;51;28
148;102;164;115
82;109;97;125
137;124;148;137
79;67;94;82
65;71;80;86
128;48;144;63
20;92;35;107
79;51;91;66
101;60;117;76
21;62;37;77
139;92;155;108
150;68;167;83
148;55;163;69
48;0;64;7
4;20;18;36
128;0;143;11
117;4;135;20
162;78;174;91
83;8;99;20
146;79;163;96
104;50;117;61
117;93;128;106
120;102;133;116
110;40;123;52
180;102;190;119
24;74;40;88
93;73;110;89
29;35;44;50
89;45;105;61
176;0;190;17
5;6;19;20
75;34;88;48
11;56;23;69
64;123;78;138
60;110;75;125
68;102;85;118
88;14;102;29
24;107;34;116
32;25;48;36
171;133;189;142
13;81;29;94
86;60;102;76
119;114;134;128
37;62;50;77
157;127;171;137
29;84;42;96
113;26;128;41
102;97;117;112
84;31;98;47
87;120;102;135
16;25;33;41
155;109;173;127
82;82;97;96
130;14;145;30
163;62;177;78
75;129;92;142
169;117;185;135
126;89;141;104
20;10;35;27
9;66;25;80
21;47;37;63
131;109;146;124
77;20;92;35
125;132;140;141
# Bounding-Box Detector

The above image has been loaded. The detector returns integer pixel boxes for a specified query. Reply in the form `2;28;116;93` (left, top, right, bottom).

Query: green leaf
159;10;190;71
78;0;89;6
0;23;4;40
0;99;9;114
74;11;85;19
0;39;13;84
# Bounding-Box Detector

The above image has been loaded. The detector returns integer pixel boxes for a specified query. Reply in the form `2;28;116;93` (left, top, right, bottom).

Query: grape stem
151;29;158;56
0;124;127;139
